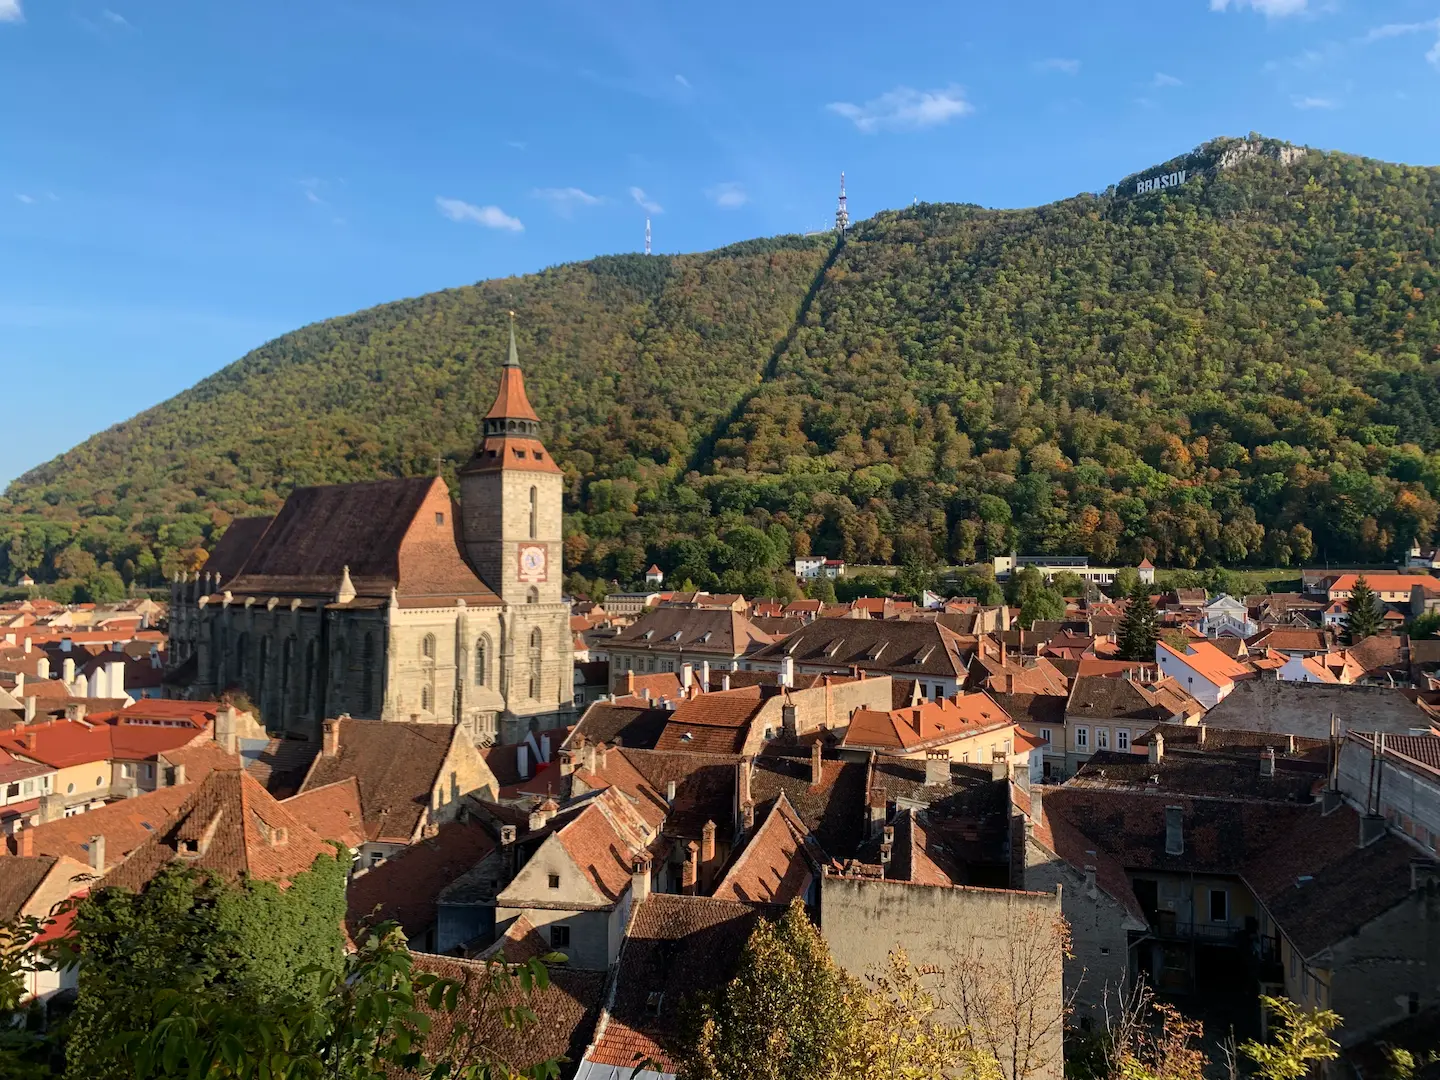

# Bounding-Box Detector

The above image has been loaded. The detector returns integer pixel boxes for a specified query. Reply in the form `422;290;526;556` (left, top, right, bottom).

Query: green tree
1240;995;1341;1080
806;575;837;603
81;568;126;604
1019;588;1065;628
853;949;992;1080
683;901;858;1080
1049;571;1085;597
1111;566;1140;598
1346;574;1382;643
1410;610;1440;639
1117;583;1160;661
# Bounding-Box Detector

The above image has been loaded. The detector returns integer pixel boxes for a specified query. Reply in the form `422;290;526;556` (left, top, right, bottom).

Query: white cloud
1152;72;1183;87
1428;35;1440;68
675;74;690;88
0;0;22;23
435;197;523;232
1292;94;1337;109
14;193;34;204
532;187;603;216
505;140;526;151
102;9;130;26
1360;19;1440;43
1211;0;1308;15
630;186;663;214
826;84;973;133
706;182;748;209
1035;58;1080;75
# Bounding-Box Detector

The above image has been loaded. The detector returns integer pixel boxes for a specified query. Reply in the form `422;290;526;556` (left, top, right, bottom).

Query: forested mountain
6;134;1440;597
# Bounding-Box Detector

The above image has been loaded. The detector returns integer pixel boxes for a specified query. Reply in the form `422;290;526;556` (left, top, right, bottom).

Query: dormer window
435;512;445;525
548;873;560;889
646;992;664;1016
515;449;527;459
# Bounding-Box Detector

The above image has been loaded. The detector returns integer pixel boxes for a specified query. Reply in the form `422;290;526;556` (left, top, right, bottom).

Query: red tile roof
101;769;342;890
345;820;497;940
840;691;1013;752
654;687;766;753
711;793;817;904
0;717;202;769
281;777;365;849
14;784;195;868
1156;638;1249;688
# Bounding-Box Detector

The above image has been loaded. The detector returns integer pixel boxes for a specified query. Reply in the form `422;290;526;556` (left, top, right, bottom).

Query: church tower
460;316;565;606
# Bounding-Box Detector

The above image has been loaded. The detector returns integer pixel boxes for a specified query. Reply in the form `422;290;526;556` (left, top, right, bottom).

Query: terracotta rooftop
566;701;671;752
751;619;974;678
345;820;497;941
610;608;772;656
585;895;767;1074
1246;628;1329;653
0;855;61;920
1156;638;1250;688
10;784;194;868
100;769;341;891
0;716;201;770
750;747;870;861
840;691;1013;753
654;686;767;753
712;793;819;904
281;776;366;849
298;718;460;843
620;748;741;843
551;790;653;903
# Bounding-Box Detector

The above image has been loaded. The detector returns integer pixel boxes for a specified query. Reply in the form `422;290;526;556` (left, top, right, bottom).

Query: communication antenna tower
835;171;849;236
645;217;652;255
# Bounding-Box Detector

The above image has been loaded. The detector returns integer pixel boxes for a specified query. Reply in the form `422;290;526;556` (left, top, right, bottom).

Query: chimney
1164;805;1184;856
991;754;1010;782
1260;747;1276;778
681;663;694;694
22;637;30;655
582;740;598;774
1286;733;1296;755
92;665;107;699
737;757;753;810
500;824;517;845
106;660;125;700
999;638;1007;665
625;671;636;696
700;660;711;692
1149;732;1165;764
666;779;677;805
595;742;608;772
780;655;795;689
1197;724;1206;748
682;841;699;894
1083;862;1098;898
1029;784;1044;828
782;704;798;740
632;856;651;903
1360;814;1387;848
64;703;86;723
17;828;33;857
702;819;717;863
810;741;824;787
722;673;731;692
174;763;187;786
36;657;49;681
517;743;531;781
881;824;895;868
14;673;22;695
322;719;340;757
215;705;238;755
869;788;887;839
62;657;75;686
23;696;36;725
88;834;106;872
925;749;950;786
1005;672;1015;695
642;688;652;702
540;733;552;763
38;793;64;824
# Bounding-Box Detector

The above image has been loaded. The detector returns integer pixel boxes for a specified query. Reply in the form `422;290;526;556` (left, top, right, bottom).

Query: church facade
166;327;574;746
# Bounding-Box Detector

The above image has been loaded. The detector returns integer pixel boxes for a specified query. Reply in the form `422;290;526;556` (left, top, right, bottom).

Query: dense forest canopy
5;135;1440;596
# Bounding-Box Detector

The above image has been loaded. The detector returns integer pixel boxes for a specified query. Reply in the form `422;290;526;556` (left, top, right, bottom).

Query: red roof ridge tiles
711;792;816;904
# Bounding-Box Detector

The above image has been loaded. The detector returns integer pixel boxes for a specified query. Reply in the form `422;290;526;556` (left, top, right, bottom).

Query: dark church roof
209;476;500;607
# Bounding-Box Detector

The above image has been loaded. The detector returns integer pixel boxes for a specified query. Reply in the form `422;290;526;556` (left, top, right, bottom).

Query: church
166;325;574;746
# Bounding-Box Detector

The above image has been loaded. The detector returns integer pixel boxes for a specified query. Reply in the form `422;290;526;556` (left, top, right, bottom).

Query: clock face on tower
517;544;548;584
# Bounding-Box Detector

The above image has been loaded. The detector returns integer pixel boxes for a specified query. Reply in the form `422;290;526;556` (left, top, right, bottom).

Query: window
1039;728;1052;744
421;686;432;712
527;586;539;604
4;783;17;799
369;851;384;868
121;763;136;779
932;684;944;701
529;629;543;699
1075;727;1089;749
547;873;560;890
1117;729;1130;751
435;512;445;525
529;486;538;539
422;634;437;660
1097;728;1109;750
475;640;489;686
1209;889;1228;923
67;782;75;794
919;684;928;699
550;925;570;947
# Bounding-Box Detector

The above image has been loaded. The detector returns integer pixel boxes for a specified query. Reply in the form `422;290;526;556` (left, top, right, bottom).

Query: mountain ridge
5;133;1440;595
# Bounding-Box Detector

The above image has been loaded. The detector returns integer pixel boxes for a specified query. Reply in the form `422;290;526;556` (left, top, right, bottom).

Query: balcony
1152;910;1247;946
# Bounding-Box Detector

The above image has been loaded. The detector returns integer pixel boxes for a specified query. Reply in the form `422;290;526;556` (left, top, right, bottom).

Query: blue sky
2;0;1439;488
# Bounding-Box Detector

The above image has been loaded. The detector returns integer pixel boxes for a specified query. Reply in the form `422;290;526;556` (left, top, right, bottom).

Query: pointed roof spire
337;565;356;604
485;311;540;423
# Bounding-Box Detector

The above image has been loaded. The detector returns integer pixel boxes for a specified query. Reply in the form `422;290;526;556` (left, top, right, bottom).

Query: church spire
484;311;540;430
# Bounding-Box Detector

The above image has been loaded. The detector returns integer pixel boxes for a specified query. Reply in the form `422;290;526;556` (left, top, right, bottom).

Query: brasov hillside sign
1135;169;1188;195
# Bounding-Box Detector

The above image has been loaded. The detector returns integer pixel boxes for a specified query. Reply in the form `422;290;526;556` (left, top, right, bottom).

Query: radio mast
645;217;652;255
834;171;849;236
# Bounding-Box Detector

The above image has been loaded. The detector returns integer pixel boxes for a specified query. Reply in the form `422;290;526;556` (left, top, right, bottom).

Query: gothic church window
528;628;542;699
421;685;432;712
422;633;437;660
529;486;538;539
527;587;539;604
361;633;377;714
475;639;489;686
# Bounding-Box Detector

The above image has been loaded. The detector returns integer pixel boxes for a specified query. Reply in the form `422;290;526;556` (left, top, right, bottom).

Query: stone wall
820;874;1065;1080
